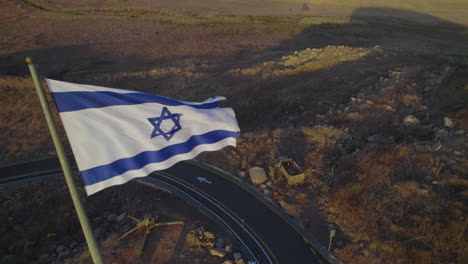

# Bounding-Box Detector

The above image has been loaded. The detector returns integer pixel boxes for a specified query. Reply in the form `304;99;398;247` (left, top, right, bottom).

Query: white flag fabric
46;79;240;195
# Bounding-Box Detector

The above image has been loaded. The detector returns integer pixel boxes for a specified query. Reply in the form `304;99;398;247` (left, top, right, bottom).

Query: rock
116;212;126;223
69;241;78;249
259;184;267;190
419;105;429;111
315;114;326;122
434;129;448;140
444;117;455;128
236;168;248;178
384;105;393;111
431;141;442;152
204;231;215;239
267;166;275;177
106;213;117;222
446;159;457;167
210;248;226;257
225;244;233;254
56;244;66;254
249;167;267;185
23;246;33;257
215;238;224;248
403;115;420;126
233;252;243;261
266;182;273;187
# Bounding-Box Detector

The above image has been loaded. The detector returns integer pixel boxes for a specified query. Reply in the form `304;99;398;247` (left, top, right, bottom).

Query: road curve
0;157;341;264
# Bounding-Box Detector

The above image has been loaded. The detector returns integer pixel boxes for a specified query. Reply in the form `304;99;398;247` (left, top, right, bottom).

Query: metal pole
328;229;336;251
26;57;104;264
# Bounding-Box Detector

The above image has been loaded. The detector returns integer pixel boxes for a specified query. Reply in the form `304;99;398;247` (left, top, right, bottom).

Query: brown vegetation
1;1;467;263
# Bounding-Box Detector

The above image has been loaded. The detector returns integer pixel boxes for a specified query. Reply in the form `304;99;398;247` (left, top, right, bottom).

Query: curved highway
0;157;341;264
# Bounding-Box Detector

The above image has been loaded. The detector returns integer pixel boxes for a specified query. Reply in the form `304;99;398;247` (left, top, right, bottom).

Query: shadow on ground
2;8;466;132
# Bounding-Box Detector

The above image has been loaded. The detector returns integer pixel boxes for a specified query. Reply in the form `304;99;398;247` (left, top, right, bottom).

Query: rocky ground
1;1;467;263
211;59;467;264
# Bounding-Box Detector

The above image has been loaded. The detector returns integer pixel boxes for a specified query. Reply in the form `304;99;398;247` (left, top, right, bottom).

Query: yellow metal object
276;158;305;185
119;215;184;240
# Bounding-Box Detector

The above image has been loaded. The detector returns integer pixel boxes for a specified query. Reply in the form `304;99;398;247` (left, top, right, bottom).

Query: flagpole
26;57;104;264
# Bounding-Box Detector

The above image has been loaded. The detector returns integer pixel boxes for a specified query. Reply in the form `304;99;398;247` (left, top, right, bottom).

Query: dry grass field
1;0;467;263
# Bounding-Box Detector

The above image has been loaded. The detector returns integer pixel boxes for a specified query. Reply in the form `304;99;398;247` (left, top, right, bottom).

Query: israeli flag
46;79;240;195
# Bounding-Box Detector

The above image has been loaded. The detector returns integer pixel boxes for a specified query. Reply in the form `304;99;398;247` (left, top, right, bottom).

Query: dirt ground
1;0;467;263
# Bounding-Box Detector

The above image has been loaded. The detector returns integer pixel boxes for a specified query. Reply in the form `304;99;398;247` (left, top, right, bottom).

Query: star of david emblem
148;107;182;141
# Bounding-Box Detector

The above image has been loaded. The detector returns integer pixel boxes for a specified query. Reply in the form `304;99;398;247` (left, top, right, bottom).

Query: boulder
204;231;215;239
236;169;248;179
446;159;457;167
419;105;429;111
210;248;226;257
106;213;117;222
431;141;442;152
434;129;448;140
116;212;127;223
402;115;420;126
444;117;455;128
56;245;67;254
249;167;267;185
225;244;233;254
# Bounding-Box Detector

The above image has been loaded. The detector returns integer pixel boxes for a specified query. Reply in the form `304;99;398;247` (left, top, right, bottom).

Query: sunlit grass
229;46;380;78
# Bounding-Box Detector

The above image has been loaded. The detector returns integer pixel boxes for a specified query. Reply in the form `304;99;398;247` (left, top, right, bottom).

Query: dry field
1;0;467;263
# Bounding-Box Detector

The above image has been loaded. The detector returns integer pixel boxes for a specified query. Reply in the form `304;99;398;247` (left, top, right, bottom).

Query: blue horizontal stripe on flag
51;91;220;113
80;130;239;186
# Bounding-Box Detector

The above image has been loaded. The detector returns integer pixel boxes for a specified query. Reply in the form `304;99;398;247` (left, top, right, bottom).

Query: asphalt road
0;157;340;264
